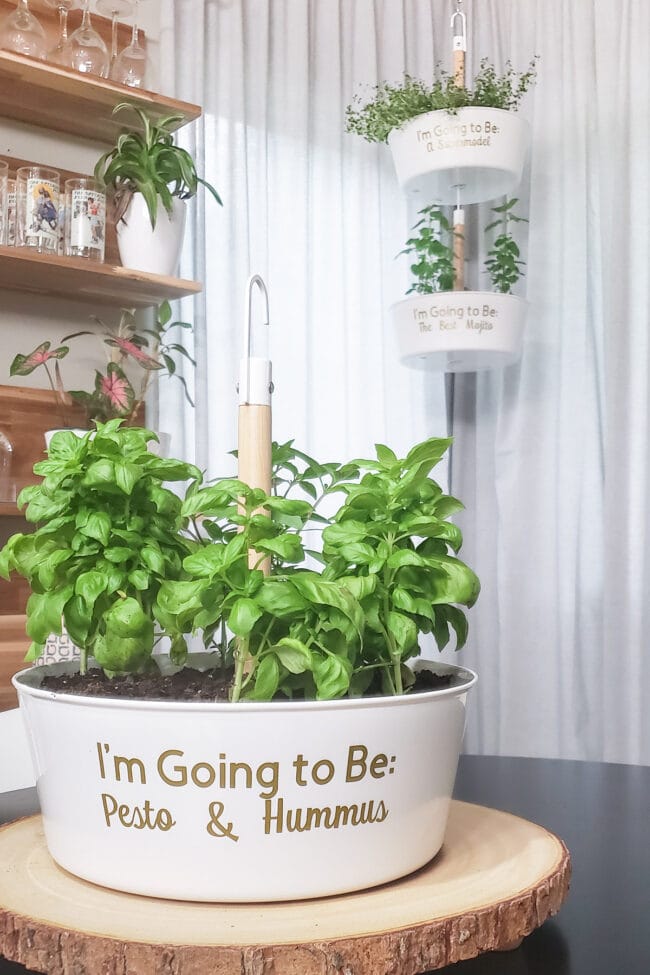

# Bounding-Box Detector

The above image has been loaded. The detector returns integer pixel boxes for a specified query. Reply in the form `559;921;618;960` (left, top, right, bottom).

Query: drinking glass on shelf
63;0;109;77
111;0;146;87
94;0;133;72
0;161;8;246
0;430;14;504
42;0;78;66
7;178;16;246
0;0;47;60
16;166;60;254
65;177;105;261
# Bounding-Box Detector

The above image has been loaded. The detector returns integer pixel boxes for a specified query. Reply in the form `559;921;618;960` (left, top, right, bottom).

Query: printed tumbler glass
16;167;60;254
64;177;106;261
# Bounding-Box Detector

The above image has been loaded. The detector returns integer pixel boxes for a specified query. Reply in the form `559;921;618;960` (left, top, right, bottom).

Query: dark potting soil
41;667;453;702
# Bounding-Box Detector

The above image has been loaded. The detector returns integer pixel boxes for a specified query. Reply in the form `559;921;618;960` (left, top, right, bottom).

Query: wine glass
0;0;47;59
111;0;146;87
94;0;133;71
63;0;109;77
42;0;78;65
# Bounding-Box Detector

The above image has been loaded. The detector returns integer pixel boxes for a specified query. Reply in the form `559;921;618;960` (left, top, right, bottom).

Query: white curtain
159;0;650;766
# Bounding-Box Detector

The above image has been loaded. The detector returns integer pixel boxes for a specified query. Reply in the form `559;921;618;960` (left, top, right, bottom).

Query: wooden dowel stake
453;49;465;89
453;209;465;291
238;403;272;574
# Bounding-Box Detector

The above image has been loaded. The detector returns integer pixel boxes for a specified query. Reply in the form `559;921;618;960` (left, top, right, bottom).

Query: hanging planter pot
388;108;529;204
13;657;476;902
116;194;186;277
392;290;528;373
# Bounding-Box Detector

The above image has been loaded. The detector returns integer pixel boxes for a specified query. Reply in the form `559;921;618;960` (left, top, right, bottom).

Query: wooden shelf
0;51;201;144
0;615;28;711
0;246;202;308
0;503;23;518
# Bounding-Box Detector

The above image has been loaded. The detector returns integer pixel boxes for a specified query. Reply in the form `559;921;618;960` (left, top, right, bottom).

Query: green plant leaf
25;587;73;642
312;653;352;700
228;597;262;637
273;638;313;674
247;654;280;701
256;579;309;617
387;610;417;654
79;511;111;546
256;534;305;562
290;574;364;636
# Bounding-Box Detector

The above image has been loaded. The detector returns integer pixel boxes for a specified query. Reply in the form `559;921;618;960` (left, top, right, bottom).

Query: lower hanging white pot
392;290;528;373
13;658;476;902
116;193;186;276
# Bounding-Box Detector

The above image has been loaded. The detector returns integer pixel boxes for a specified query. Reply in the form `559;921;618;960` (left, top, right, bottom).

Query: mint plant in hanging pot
94;102;222;276
346;58;537;202
391;199;529;372
3;425;482;902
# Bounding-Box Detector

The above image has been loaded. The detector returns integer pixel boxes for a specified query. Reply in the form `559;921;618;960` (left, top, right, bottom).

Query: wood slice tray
0;801;570;975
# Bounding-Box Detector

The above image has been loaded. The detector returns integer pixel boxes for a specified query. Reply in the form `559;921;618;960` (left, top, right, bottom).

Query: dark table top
1;754;649;974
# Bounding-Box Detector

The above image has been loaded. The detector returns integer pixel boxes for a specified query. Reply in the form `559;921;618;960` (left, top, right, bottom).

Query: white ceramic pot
13;659;476;902
116;194;186;276
388;107;530;204
392;290;528;373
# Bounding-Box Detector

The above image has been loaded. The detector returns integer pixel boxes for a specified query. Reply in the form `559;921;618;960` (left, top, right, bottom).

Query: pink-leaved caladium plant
9;302;194;427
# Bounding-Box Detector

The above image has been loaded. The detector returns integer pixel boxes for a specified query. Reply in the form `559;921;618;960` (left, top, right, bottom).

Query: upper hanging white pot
116;194;186;277
388;107;530;204
13;658;476;902
392;290;528;373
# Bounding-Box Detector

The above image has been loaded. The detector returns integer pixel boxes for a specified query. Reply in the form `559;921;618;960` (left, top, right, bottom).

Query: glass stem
111;13;118;63
131;0;139;44
59;7;68;43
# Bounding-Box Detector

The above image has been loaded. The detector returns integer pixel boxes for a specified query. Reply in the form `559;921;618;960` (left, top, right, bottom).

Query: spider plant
94;103;222;228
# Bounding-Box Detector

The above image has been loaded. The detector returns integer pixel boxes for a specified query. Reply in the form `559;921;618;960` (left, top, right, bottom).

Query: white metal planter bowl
116;194;186;276
388;107;530;204
392;291;528;373
13;659;476;902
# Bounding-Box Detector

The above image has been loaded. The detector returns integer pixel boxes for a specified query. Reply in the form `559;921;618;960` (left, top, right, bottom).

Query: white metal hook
241;274;272;405
451;2;467;52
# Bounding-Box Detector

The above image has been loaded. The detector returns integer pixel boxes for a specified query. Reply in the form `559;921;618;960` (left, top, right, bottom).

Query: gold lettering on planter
465;304;498;334
156;749;279;798
94;742;399;840
206;800;239;842
96;742;146;784
345;744;393;781
101;792;176;831
263;797;389;834
416;118;500;153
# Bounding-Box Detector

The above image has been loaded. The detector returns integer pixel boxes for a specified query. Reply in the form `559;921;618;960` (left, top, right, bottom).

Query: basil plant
0;424;480;700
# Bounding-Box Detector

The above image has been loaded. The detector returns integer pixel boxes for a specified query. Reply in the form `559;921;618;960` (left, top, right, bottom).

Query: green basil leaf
81;511;111;546
104;546;133;564
25;587;73;642
274;638;312;674
247;654;279;701
256;534;305;562
387;610;417;654
257;579;309;617
228;597;262;637
312;653;352;700
75;569;108;606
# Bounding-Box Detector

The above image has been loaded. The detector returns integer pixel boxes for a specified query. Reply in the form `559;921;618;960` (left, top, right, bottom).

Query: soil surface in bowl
40;667;453;702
